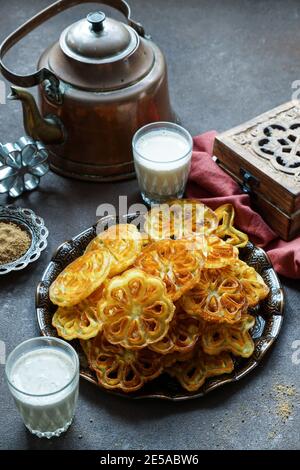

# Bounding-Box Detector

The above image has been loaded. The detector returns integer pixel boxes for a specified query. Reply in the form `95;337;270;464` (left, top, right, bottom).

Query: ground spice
0;221;31;265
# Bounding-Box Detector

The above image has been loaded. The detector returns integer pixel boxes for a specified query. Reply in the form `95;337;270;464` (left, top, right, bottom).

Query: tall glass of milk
5;337;79;439
132;122;193;205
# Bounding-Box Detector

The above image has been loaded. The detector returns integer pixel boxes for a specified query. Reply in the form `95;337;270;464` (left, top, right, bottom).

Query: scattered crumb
78;434;83;439
274;384;296;398
89;418;93;423
268;431;276;440
272;383;297;422
276;402;293;422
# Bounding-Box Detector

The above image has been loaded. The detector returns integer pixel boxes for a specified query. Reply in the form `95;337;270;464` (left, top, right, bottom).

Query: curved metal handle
0;0;145;88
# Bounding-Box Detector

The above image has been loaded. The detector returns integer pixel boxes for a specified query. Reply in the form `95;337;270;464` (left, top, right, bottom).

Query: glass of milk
132;122;193;205
5;337;79;439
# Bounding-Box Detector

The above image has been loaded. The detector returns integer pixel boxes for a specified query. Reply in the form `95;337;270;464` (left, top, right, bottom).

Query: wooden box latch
240;169;260;195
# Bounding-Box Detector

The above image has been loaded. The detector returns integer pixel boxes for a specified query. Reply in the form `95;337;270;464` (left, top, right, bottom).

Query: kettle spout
8;86;64;145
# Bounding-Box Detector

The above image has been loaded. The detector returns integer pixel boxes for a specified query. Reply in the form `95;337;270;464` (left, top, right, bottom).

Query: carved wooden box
213;101;300;240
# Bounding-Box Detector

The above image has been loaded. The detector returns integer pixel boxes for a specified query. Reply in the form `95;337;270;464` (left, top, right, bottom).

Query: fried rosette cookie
214;204;248;248
85;224;143;277
52;287;103;341
162;350;195;368
49;248;111;307
167;348;234;392
144;199;218;240
201;314;255;358
150;308;201;355
82;333;163;392
135;239;203;301
232;260;269;307
143;204;175;241
52;287;104;340
98;269;175;349
169;199;219;238
204;235;239;269
181;268;247;324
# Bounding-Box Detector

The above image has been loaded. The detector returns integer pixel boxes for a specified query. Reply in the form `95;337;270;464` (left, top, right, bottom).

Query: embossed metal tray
36;214;284;400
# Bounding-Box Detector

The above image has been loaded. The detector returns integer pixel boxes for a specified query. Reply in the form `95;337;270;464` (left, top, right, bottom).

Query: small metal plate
36;214;284;400
0;205;49;275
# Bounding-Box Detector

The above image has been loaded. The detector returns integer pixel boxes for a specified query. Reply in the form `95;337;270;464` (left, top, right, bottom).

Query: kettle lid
46;11;154;91
61;12;134;63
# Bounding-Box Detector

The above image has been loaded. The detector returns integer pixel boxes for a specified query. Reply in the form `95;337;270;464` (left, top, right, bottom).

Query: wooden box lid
213;101;300;216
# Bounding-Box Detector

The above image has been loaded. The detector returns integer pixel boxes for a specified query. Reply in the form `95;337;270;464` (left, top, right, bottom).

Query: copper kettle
0;0;176;181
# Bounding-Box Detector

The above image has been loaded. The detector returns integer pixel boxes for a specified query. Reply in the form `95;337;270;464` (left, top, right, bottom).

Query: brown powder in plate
0;221;31;265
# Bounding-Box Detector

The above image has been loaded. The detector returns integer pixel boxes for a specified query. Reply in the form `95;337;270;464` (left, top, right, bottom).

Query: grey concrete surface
0;0;300;450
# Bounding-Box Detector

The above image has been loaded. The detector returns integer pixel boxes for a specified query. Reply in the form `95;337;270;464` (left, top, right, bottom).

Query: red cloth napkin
186;131;300;279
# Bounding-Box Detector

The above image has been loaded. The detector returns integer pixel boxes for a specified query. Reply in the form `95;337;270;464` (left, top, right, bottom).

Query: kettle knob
87;11;106;33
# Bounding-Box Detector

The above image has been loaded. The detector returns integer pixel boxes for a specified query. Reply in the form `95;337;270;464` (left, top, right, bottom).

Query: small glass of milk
132;122;193;205
5;337;79;439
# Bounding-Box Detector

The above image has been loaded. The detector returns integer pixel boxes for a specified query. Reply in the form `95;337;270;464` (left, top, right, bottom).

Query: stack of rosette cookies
50;200;269;393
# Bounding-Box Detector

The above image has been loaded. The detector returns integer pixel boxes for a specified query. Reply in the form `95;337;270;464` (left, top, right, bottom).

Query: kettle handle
0;0;146;88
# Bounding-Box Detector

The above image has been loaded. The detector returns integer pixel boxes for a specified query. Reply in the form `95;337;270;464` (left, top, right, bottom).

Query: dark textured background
0;0;299;450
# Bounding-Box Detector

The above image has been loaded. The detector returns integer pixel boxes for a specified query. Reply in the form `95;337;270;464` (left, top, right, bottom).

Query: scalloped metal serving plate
0;205;49;275
36;213;284;400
